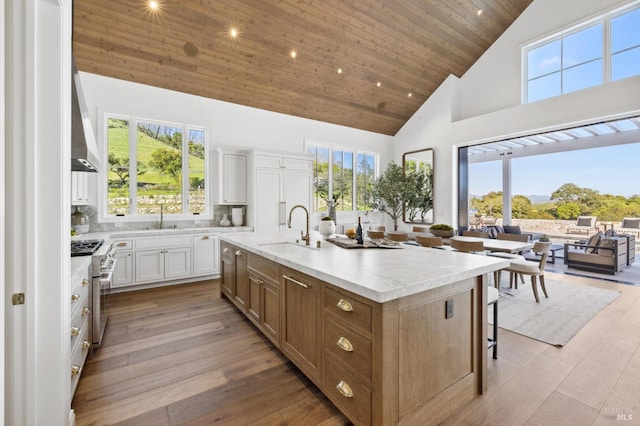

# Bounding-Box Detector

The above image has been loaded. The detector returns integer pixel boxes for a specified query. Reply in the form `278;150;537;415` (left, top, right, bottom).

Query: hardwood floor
72;273;640;425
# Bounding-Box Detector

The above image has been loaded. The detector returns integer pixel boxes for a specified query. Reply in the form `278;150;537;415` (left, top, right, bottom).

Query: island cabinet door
233;248;248;310
281;268;322;383
220;244;235;299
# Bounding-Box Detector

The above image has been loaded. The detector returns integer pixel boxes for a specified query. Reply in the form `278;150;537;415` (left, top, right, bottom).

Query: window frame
522;2;640;104
305;140;378;216
98;111;211;223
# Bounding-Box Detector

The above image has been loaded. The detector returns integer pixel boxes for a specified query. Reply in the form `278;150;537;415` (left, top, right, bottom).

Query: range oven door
92;261;115;347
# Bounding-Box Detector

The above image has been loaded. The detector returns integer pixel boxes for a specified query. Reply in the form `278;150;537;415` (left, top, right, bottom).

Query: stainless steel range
70;239;116;347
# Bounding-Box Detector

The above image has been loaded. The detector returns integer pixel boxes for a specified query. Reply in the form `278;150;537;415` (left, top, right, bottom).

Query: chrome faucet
288;204;310;245
159;205;164;229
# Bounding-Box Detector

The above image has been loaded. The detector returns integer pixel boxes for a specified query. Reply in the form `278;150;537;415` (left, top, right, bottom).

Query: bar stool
415;234;443;247
487;286;499;359
367;230;385;239
387;231;408;242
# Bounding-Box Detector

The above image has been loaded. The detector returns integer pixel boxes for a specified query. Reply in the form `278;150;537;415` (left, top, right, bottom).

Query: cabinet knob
71;365;80;377
223;248;230;254
336;380;354;398
71;326;80;337
82;307;90;316
336;337;354;352
82;340;91;350
235;250;242;256
202;235;210;240
71;293;80;303
81;279;89;287
336;299;353;312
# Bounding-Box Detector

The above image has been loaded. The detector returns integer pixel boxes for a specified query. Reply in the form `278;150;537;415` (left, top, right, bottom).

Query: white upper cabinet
71;172;94;205
212;148;247;205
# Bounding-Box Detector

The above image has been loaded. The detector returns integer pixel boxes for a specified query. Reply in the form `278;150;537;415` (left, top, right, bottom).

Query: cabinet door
112;251;134;288
71;171;90;205
262;278;280;345
164;247;191;280
247;271;262;323
281;270;322;381
221;246;235;299
233;249;248;310
135;250;164;282
282;171;312;233
193;234;220;276
255;169;283;233
223;154;247;204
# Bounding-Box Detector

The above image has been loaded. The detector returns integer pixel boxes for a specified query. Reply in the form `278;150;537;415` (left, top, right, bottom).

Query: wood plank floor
72;273;640;425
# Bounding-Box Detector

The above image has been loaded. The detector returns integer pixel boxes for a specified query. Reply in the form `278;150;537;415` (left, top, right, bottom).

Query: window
525;4;640;103
307;143;377;213
104;115;208;219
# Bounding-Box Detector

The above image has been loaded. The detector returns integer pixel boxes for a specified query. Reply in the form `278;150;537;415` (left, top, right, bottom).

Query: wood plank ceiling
73;0;533;136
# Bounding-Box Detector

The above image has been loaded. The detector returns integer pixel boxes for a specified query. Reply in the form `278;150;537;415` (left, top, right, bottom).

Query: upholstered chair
462;230;490;238
367;230;385;239
415;235;443;247
504;241;552;303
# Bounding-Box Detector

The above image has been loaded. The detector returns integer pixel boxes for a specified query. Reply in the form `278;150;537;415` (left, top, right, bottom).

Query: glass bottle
356;216;363;244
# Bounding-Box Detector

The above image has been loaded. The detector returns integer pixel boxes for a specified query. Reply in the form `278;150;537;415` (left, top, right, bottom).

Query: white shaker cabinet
248;151;313;233
192;234;220;276
213;148;247;204
112;240;134;288
71;171;93;205
134;236;192;283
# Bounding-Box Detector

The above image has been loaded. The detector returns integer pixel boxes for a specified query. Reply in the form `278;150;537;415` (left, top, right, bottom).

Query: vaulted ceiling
72;0;533;136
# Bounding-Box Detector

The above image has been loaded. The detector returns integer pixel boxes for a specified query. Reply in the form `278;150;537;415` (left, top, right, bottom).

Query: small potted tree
429;224;454;238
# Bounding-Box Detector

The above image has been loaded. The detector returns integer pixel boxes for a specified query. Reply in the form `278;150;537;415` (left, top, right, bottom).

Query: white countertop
71;256;92;282
71;226;252;241
221;231;509;303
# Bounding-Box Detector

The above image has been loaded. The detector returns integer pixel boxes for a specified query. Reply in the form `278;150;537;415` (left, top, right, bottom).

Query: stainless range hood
71;59;100;173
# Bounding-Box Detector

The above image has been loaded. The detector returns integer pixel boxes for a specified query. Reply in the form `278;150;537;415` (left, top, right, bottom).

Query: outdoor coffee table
525;243;564;264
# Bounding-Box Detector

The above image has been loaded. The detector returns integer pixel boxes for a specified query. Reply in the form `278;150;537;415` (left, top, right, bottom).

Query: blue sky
469;142;640;198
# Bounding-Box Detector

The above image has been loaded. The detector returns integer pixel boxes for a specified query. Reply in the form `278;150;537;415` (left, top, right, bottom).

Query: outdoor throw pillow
503;225;522;234
597;238;615;257
585;233;601;254
622;218;640;229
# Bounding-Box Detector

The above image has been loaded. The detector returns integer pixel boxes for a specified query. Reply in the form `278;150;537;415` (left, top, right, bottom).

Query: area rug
490;279;620;346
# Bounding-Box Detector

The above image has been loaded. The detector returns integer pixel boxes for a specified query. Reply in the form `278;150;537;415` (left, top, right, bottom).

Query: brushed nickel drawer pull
337;337;353;352
117;242;127;247
81;278;89;287
283;275;309;289
71;326;80;337
336;380;354;398
71;293;80;303
71;365;80;377
202;235;210;240
336;299;353;312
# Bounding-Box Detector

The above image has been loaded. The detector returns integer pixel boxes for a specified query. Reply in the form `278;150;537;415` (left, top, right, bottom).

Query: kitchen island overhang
220;231;508;425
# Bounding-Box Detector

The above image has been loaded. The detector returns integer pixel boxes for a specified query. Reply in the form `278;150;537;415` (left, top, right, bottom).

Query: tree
368;163;407;230
551;183;601;215
405;168;433;222
511;195;533;218
149;148;182;186
108;153;146;187
556;202;581;220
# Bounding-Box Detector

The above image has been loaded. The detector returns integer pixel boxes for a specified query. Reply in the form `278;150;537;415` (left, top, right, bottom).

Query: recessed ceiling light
229;27;239;38
337;68;343;74
376;82;381;87
290;50;297;59
148;0;159;11
476;9;483;16
408;93;412;97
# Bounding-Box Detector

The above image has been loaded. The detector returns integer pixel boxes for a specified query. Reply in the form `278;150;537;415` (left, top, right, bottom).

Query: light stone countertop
71;256;92;283
221;231;510;303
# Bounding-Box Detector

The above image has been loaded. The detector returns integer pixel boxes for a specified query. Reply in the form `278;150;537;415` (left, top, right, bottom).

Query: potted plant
318;215;336;237
429;223;454;238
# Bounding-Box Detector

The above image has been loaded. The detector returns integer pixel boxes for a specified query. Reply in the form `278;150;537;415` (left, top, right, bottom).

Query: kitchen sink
257;241;319;251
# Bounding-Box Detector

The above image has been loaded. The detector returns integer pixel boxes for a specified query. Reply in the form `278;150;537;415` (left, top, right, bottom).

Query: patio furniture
504;241;552;303
567;216;599;235
564;235;627;274
462;230;490;238
617;217;640;238
387;231;409;242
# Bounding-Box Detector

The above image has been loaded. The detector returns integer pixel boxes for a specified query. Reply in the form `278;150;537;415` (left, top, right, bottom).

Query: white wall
394;0;640;229
79;72;394;162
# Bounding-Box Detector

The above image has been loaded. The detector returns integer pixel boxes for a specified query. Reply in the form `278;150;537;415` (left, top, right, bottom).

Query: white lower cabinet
135;247;191;283
111;232;220;289
193;234;220;276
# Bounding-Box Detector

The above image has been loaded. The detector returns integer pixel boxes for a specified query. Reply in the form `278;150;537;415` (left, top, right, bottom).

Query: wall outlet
114;222;123;228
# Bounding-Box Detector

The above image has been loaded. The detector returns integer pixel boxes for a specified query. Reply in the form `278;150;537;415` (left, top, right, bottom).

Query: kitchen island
220;231;508;425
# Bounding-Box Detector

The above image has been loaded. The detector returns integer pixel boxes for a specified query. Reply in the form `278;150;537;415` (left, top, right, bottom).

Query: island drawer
324;316;371;383
324;287;372;335
247;253;279;283
324;353;371;425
